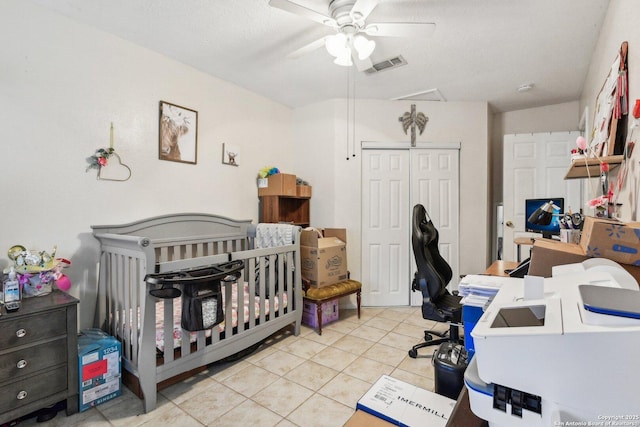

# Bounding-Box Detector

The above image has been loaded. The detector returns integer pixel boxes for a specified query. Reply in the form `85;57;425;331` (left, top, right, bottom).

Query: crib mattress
155;282;286;352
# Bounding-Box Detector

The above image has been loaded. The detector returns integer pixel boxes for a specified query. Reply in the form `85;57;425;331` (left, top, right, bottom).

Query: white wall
580;0;640;221
294;99;491;290
0;1;295;328
292;100;337;224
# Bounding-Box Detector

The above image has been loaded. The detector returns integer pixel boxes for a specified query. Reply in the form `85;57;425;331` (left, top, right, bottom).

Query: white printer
465;260;640;425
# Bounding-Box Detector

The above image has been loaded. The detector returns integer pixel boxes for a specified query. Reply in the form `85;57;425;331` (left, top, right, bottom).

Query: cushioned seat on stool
302;279;361;335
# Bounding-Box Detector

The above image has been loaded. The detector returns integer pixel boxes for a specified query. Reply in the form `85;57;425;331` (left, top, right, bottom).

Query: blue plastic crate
463;305;484;360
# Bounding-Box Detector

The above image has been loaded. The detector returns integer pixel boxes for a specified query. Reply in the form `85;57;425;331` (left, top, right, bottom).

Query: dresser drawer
0;309;66;348
0;337;67;379
0;366;67;413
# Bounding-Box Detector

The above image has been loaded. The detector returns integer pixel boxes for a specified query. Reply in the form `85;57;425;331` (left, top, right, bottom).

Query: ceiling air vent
393;88;447;102
364;55;408;75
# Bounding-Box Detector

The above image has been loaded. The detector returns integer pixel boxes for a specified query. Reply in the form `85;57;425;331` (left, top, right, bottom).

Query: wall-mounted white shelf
564;155;624;179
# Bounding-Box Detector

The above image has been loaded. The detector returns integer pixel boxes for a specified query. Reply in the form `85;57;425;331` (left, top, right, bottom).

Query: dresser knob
16;328;27;338
17;359;27;369
16;390;27;400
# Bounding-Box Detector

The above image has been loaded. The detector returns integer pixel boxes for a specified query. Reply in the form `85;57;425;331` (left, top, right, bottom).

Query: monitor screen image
525;198;564;238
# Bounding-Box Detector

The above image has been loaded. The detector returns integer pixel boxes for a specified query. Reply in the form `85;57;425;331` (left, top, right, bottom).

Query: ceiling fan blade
363;22;436;38
269;0;336;27
287;36;330;59
350;0;378;22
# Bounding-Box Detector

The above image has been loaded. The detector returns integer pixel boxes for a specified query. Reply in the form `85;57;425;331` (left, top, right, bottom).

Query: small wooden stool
302;279;361;335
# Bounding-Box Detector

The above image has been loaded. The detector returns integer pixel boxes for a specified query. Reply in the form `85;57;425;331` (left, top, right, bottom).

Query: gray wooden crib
91;213;302;412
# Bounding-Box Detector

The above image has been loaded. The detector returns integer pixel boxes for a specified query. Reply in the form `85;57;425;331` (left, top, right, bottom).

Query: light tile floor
19;307;454;427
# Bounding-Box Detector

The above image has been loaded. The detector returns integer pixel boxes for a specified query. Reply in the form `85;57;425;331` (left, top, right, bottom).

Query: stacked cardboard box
258;173;297;196
296;184;312;197
301;228;348;287
580;216;640;265
529;224;640;284
78;329;122;412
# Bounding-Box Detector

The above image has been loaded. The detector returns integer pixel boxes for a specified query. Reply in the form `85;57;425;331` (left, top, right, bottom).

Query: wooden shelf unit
259;195;310;227
564;155;624;179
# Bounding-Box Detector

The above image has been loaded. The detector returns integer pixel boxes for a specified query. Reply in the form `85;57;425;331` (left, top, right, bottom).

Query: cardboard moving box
301;228;348;287
344;410;395;427
296;185;312;197
78;329;122;412
529;239;588;277
580;216;640;266
529;238;640;285
356;375;455;426
258;173;297;196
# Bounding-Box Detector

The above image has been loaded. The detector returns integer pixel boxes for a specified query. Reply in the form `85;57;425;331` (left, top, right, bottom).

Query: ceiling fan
269;0;436;71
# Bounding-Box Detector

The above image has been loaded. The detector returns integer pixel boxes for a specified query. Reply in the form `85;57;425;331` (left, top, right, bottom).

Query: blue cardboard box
78;329;122;411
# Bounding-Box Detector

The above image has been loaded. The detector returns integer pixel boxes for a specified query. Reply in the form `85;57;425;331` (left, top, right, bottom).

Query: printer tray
580;285;640;319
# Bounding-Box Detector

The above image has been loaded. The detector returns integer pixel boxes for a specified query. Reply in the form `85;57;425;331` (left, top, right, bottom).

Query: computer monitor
525;198;564;239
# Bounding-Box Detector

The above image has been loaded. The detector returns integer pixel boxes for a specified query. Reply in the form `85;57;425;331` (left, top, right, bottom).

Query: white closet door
410;148;460;306
362;143;460;307
361;149;411;306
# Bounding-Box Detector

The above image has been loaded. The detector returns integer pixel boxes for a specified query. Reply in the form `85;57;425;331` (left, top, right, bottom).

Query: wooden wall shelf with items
564;155;623;179
259;195;310;227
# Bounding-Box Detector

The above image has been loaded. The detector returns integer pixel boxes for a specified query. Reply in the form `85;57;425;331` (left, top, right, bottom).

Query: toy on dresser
3;245;72;305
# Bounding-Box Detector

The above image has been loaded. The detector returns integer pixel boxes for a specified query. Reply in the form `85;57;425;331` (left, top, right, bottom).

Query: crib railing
93;228;301;413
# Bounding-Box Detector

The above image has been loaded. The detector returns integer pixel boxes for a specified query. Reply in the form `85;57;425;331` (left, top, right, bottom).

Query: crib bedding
155;281;287;352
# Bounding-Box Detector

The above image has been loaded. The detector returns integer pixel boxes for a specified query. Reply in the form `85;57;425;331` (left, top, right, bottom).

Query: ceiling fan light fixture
325;33;348;58
334;49;353;66
353;34;375;60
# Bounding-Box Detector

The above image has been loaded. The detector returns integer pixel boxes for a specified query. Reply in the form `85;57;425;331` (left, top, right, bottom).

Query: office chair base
424;329;447;342
408;337;449;358
408;324;463;359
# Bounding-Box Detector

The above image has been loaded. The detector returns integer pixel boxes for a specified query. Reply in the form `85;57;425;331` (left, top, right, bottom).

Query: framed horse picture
159;101;198;164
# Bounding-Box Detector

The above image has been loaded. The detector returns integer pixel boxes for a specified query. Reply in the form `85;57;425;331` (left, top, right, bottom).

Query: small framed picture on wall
222;143;240;166
159;101;198;164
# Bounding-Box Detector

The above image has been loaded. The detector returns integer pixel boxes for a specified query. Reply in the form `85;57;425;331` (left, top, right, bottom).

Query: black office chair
408;204;463;358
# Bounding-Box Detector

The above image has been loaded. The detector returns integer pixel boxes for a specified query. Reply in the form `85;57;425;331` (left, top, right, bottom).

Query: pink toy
55;274;72;291
576;136;587;151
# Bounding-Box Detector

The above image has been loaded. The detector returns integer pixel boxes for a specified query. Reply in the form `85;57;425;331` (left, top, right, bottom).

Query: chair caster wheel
408;349;418;358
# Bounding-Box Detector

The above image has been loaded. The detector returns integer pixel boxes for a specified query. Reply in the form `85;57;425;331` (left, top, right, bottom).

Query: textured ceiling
31;0;610;112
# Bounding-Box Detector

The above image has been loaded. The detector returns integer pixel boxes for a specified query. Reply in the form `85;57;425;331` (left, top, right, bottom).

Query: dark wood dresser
0;290;79;424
